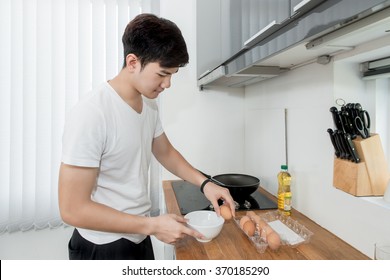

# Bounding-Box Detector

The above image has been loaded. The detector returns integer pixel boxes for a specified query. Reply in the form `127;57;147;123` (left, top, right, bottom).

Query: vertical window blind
0;0;160;234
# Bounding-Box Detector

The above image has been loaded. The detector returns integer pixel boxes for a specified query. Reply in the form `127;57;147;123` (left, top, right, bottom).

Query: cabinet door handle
294;0;311;13
293;0;325;14
243;20;280;49
199;70;211;79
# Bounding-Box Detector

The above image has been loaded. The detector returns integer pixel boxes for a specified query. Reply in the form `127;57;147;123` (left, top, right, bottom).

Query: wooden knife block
333;134;390;196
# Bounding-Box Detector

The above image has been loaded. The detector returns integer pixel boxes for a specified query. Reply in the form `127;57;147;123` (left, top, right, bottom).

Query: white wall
244;37;390;259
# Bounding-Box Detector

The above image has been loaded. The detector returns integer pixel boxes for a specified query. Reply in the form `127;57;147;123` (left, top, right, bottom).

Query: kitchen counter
163;180;370;260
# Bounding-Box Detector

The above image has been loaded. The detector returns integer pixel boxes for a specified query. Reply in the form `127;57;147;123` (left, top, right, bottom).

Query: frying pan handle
197;170;228;187
198;170;211;179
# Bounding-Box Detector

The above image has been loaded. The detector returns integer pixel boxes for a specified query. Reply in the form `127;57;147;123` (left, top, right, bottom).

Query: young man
58;13;235;260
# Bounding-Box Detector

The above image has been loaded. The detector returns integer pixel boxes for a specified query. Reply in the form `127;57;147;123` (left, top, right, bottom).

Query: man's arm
58;163;149;232
58;163;202;243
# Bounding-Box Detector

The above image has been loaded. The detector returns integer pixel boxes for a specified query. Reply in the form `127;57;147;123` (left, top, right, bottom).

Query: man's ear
125;54;138;71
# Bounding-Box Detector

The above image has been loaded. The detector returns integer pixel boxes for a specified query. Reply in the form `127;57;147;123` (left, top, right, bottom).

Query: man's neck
108;72;143;114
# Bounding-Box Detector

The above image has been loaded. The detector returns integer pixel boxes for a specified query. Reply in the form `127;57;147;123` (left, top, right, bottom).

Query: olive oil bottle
277;165;292;216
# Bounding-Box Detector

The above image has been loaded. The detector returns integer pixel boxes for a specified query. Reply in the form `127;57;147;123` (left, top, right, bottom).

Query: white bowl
184;210;224;242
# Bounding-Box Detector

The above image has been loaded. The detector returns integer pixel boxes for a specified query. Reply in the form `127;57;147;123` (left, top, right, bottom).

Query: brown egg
220;205;232;220
267;231;281;250
239;215;251;229
243;220;256;237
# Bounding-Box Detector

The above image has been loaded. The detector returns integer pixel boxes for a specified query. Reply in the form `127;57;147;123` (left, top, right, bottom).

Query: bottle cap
281;165;288;170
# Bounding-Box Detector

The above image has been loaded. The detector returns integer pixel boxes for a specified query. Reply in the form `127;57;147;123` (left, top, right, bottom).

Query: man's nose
161;76;171;89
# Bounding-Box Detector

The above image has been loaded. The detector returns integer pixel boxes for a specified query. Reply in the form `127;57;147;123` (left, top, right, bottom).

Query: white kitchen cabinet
196;0;222;79
196;0;243;79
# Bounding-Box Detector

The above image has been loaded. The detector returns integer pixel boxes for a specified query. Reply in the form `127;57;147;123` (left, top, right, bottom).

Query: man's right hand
149;214;204;244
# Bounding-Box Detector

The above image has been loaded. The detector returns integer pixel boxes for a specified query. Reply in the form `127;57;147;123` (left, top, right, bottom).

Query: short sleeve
154;113;164;138
61;102;106;167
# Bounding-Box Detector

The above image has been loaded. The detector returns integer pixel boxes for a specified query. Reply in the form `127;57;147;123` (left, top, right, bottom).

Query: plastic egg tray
234;210;313;253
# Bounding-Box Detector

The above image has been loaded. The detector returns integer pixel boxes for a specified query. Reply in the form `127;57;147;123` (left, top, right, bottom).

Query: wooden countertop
163;180;370;260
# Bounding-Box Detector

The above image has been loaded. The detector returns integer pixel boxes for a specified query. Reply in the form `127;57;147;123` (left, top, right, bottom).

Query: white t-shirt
61;82;164;244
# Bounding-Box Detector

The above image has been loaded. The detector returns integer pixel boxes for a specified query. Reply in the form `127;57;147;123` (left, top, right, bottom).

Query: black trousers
68;229;155;260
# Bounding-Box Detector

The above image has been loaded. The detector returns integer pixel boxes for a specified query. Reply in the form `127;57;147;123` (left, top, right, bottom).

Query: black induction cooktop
172;180;277;215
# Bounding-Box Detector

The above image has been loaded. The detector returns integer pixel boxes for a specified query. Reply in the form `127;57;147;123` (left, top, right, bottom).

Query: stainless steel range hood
198;65;289;88
198;0;390;90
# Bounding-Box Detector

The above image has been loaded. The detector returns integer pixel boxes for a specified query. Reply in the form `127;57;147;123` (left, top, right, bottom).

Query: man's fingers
184;227;204;240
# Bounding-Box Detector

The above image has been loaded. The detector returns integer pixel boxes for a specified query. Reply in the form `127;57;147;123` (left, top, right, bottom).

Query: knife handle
338;131;354;161
341;110;356;138
330;107;342;131
333;130;346;159
327;128;340;158
344;133;360;163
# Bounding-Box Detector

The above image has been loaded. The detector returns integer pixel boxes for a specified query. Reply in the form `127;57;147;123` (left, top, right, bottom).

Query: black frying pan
200;171;260;202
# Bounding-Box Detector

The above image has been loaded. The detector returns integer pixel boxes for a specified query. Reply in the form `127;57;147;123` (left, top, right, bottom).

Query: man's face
134;61;179;99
